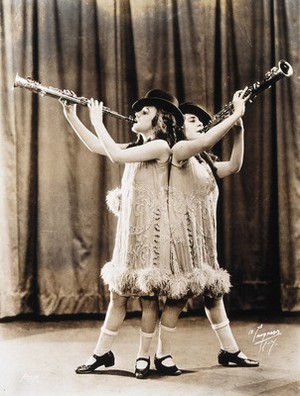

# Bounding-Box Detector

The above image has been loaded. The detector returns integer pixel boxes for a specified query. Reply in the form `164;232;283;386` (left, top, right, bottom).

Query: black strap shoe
154;354;182;376
75;351;115;373
218;350;259;367
135;356;150;379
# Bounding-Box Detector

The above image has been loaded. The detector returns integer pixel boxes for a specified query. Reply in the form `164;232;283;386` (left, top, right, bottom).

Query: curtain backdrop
0;0;299;318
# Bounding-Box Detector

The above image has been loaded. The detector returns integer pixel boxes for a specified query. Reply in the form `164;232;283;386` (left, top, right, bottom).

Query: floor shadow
182;365;261;371
148;369;198;379
185;365;220;371
87;368;198;379
87;369;135;377
177;369;198;374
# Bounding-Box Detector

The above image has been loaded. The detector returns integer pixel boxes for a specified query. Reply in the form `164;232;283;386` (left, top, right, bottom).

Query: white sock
136;330;155;370
138;329;155;358
85;327;118;365
156;323;176;366
211;320;239;353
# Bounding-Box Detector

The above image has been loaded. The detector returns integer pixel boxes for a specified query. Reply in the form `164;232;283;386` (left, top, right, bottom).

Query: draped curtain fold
0;0;299;318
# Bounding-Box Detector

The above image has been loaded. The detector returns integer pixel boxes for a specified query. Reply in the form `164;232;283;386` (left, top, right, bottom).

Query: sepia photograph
0;0;299;395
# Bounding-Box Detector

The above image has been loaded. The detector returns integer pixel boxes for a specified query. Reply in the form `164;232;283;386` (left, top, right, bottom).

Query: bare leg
101;291;128;332
86;291;128;364
156;298;187;367
75;291;128;373
136;296;159;371
204;296;259;366
204;296;239;353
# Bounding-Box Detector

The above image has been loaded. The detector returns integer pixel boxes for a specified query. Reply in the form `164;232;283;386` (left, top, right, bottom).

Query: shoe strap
136;357;150;363
222;350;241;356
93;353;109;361
156;354;172;362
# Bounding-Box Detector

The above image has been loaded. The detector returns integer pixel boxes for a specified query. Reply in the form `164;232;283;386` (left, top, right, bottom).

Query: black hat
179;102;212;126
132;89;184;126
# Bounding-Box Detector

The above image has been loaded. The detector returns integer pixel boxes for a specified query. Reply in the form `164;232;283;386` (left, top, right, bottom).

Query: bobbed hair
127;108;181;149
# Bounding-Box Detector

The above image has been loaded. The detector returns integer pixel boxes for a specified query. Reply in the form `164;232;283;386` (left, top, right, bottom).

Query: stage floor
0;314;299;396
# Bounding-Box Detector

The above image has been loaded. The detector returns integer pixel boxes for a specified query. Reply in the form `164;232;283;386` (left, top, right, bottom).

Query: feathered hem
101;262;231;299
106;188;121;217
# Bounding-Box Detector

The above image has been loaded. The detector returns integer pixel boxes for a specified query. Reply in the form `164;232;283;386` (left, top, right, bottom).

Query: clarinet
13;74;135;123
203;59;293;132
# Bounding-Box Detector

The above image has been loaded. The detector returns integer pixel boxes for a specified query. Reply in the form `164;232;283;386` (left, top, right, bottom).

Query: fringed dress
167;155;231;299
101;160;171;297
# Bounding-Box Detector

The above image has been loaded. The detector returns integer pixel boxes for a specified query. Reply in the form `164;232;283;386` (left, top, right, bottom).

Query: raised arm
214;118;244;179
88;99;170;164
60;100;128;155
172;88;250;162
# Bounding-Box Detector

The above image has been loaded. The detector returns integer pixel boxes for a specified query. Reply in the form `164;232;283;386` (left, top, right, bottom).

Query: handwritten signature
248;324;282;355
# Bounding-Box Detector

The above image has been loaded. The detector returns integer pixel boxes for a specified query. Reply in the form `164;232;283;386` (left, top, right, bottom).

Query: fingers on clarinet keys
218;350;259;367
154;354;182;376
62;89;76;97
135;356;151;379
59;97;73;108
75;351;115;374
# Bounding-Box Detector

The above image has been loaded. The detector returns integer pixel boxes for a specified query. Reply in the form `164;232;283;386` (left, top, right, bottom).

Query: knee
204;295;223;310
165;298;187;311
140;296;159;310
110;292;128;308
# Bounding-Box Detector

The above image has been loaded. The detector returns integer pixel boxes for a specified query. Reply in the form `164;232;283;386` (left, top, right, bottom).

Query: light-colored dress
167;155;231;299
101;160;171;296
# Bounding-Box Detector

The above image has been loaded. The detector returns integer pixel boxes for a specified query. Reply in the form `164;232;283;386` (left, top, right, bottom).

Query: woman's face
132;106;157;135
183;113;204;140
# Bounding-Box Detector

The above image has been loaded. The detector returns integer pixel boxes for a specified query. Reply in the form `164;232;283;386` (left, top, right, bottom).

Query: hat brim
180;103;211;126
132;97;184;126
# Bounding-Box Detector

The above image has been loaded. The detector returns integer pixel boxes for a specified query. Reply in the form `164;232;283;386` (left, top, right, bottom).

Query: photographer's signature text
248;324;281;355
